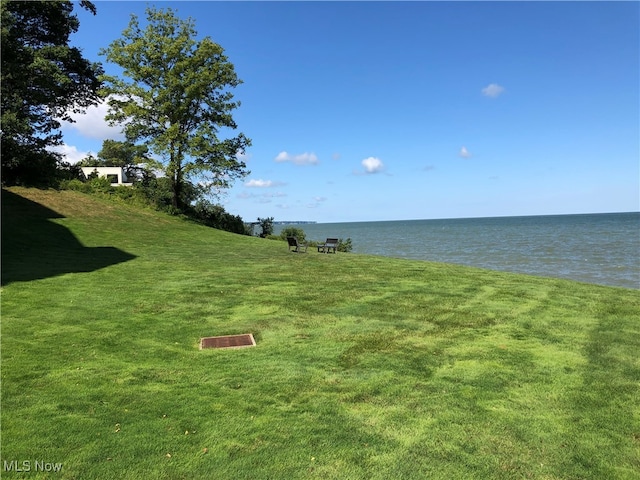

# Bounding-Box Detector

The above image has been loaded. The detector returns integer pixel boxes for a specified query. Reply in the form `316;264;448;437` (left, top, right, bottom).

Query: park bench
317;238;338;253
287;237;308;253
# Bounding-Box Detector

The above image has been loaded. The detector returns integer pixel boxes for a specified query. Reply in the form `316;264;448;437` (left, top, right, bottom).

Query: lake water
274;212;640;289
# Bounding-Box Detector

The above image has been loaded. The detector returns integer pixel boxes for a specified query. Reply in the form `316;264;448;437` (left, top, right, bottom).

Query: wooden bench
287;236;308;253
317;238;338;253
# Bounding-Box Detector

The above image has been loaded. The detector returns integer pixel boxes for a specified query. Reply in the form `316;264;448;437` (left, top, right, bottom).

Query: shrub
338;238;353;252
279;227;306;243
190;201;249;235
88;176;113;193
59;171;250;235
60;178;91;193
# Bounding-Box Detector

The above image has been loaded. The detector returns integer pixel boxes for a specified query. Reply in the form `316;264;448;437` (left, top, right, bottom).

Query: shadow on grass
1;189;136;285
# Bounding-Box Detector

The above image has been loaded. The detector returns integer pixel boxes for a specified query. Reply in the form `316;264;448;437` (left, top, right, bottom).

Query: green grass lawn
2;187;639;479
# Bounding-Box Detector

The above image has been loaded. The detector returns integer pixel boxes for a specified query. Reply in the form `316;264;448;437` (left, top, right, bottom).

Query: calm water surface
275;213;640;289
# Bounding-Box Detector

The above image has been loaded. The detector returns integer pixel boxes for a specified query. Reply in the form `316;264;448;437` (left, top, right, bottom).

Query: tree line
2;1;253;226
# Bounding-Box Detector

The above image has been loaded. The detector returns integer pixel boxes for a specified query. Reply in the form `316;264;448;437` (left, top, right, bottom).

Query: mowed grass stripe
2;187;639;479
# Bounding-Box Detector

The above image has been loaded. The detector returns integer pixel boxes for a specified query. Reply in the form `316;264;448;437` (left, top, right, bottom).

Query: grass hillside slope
2;187;639;479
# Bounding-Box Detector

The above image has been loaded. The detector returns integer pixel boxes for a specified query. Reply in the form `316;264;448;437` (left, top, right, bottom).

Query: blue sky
60;1;639;223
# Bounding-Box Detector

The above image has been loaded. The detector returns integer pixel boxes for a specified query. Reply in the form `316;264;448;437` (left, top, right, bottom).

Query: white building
80;166;133;186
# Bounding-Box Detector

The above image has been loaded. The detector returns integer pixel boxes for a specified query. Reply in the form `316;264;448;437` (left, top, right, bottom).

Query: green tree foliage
76;154;99;168
279;227;307;243
191;200;249;235
134;176;201;214
96;139;150;167
257;217;274;238
99;6;251;210
77;139;152;182
1;0;103;186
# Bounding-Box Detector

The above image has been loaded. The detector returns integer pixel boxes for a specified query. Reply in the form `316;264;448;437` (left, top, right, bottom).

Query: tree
82;139;152;182
96;139;150;167
257;217;274;238
1;0;103;185
76;140;152;182
99;7;251;210
97;139;152;182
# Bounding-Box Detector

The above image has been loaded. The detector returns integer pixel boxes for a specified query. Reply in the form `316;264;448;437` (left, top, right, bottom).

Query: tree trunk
169;146;182;211
172;168;182;210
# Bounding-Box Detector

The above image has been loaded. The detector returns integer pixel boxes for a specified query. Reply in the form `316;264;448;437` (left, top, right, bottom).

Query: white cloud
306;196;329;209
275;151;289;162
459;146;471;158
361;156;384;174
245;179;273;188
48;144;91;165
61;98;125;140
481;83;505;98
274;151;319;166
244;178;286;188
237;190;287;202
